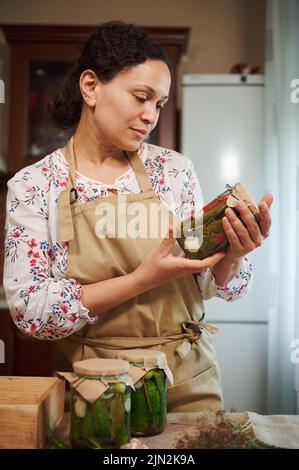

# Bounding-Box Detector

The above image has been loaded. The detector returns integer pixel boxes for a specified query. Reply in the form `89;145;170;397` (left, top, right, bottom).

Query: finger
158;226;176;255
183;251;226;272
178;250;187;258
204;251;226;265
224;208;256;247
167;226;175;238
259;193;273;209
234;202;262;246
258;201;272;238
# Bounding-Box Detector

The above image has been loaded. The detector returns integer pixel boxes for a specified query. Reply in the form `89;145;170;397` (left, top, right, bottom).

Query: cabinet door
13;330;59;376
0;308;59;377
2;26;190;172
9;43;78;171
8;41;175;172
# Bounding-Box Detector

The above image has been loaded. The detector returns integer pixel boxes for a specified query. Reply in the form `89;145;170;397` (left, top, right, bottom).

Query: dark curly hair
45;21;171;129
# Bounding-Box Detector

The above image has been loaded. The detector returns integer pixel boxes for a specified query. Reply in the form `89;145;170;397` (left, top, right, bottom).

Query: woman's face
88;59;171;151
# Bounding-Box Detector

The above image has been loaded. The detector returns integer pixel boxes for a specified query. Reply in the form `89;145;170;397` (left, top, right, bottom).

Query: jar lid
226;182;259;220
73;358;129;377
116;349;168;368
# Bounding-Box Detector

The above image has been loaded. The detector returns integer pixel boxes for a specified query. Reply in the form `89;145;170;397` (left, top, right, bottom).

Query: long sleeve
181;158;253;301
3;143;254;344
3;172;94;341
195;256;253;301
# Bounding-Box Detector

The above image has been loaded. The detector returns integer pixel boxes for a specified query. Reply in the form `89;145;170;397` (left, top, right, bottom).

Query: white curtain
265;0;299;414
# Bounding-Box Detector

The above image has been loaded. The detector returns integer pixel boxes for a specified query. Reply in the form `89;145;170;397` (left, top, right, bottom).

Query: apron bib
56;138;223;412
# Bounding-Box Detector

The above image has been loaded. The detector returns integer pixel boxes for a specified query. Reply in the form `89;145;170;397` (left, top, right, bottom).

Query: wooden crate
0;376;65;448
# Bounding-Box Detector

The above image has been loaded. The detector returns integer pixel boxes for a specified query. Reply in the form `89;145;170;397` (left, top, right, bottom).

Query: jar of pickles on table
57;358;133;449
116;350;173;437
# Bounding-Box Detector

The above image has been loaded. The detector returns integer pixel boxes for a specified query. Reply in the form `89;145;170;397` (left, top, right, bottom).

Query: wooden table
52;410;299;449
53;411;248;449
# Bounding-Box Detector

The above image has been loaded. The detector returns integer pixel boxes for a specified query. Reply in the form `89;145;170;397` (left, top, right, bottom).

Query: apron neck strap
64;136;155;195
64;137;77;188
125;148;155;194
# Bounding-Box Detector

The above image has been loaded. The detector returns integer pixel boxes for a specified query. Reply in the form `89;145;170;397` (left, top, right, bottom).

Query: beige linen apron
57;138;223;412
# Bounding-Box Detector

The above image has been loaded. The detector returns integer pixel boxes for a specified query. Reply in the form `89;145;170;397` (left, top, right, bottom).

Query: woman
4;21;272;412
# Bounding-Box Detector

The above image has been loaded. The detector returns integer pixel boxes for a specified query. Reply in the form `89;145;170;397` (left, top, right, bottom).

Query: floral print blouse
3;142;253;340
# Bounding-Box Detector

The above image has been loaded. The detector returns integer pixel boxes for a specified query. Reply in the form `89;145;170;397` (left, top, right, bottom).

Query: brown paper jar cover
73;358;129;376
116;349;174;385
56;358;132;403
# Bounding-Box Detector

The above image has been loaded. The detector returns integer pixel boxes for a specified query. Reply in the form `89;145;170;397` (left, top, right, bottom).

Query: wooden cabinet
0;173;59;377
0;307;59;377
1;25;190;173
0;309;14;376
0;24;190;377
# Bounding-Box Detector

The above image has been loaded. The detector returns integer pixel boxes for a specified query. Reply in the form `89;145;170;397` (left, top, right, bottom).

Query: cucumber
153;370;167;429
113;382;126;394
145;378;161;430
47;425;71;449
153;369;165;395
110;394;125;443
144;370;154;380
91;397;111;441
70;398;82;442
116;411;130;446
86;436;102;449
131;385;148;435
80;403;94;441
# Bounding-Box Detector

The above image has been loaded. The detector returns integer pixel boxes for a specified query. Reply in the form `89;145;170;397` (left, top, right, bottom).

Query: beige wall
0;0;266;73
0;0;266;164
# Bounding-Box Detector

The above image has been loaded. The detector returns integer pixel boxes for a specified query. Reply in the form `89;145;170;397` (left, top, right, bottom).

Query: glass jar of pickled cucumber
116;350;173;437
60;358;133;449
176;182;259;260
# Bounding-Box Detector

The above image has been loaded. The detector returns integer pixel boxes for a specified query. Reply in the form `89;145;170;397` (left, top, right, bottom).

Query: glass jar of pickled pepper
116;350;173;437
58;358;133;449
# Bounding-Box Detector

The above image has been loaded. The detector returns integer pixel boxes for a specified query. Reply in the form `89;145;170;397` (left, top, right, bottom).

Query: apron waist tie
66;320;219;360
176;320;219;359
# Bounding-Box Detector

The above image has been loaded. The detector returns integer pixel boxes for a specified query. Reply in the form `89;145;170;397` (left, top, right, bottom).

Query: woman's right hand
133;227;226;292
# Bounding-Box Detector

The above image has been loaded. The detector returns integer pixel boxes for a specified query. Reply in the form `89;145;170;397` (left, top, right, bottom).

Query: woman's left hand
222;193;273;263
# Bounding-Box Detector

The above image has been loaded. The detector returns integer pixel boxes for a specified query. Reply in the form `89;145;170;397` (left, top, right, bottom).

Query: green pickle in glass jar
62;358;132;448
116;350;173;437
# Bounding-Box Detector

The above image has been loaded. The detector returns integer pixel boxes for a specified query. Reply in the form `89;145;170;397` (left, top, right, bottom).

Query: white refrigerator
181;74;269;413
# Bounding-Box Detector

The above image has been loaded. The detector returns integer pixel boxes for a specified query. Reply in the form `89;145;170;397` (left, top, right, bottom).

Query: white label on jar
184;236;200;252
